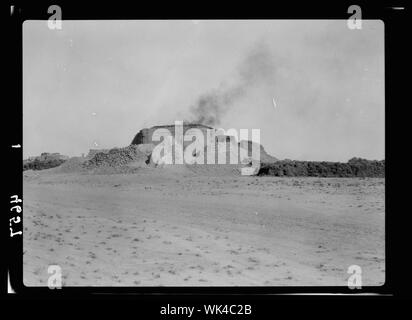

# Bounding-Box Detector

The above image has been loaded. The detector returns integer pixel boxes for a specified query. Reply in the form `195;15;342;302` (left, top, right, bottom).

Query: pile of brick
258;158;385;177
84;145;150;169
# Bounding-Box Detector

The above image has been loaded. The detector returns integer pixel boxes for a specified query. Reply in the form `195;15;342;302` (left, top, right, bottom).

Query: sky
23;20;384;161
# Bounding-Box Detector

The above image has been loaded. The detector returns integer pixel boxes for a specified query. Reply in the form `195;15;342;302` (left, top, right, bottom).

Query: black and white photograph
19;18;386;289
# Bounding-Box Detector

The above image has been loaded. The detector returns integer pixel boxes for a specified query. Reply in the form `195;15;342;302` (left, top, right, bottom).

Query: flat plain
23;167;385;286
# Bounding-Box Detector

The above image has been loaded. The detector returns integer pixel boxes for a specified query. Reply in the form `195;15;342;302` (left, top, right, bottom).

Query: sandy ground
23;166;385;287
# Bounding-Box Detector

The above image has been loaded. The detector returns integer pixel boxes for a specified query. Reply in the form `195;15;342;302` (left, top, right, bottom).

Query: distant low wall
87;149;110;159
258;158;385;177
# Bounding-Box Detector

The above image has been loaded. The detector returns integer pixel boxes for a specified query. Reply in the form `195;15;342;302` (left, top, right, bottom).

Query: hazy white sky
23;20;384;161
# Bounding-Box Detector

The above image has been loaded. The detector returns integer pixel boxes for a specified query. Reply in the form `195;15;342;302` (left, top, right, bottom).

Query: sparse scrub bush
23;158;66;171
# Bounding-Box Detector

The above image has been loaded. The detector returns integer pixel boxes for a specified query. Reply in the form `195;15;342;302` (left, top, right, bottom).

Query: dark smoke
189;42;276;126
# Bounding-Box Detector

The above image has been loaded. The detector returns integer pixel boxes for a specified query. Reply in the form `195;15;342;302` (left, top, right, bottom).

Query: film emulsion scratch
22;20;385;288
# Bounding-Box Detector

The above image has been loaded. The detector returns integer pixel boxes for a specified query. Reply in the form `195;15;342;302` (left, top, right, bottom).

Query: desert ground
23;166;385;287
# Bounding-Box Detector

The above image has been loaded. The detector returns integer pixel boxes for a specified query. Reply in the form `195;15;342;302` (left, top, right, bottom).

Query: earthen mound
83;144;150;171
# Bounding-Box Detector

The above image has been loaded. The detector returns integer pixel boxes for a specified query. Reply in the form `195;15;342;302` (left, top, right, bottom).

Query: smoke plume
189;42;276;126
